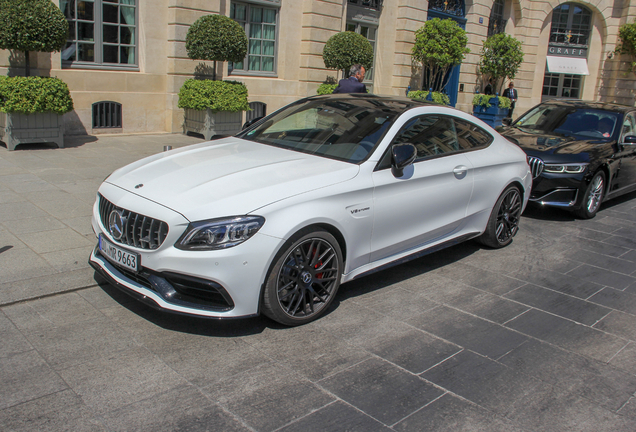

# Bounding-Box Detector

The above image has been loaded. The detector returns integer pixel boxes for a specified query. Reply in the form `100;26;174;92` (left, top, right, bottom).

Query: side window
393;116;458;159
454;118;493;150
621;113;636;141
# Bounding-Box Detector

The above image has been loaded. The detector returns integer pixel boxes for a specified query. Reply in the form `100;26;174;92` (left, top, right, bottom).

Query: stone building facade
1;0;635;136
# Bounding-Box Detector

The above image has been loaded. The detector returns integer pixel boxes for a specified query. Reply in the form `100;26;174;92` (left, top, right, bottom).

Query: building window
549;3;591;46
93;101;122;128
60;0;137;67
487;0;506;37
542;73;581;99
230;2;278;74
348;0;382;10
345;22;377;81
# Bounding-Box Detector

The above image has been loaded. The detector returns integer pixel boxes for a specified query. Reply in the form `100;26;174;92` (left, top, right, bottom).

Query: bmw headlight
543;163;588;174
176;216;265;250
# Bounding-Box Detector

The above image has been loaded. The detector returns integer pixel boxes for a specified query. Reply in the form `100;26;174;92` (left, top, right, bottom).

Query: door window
620;113;636;142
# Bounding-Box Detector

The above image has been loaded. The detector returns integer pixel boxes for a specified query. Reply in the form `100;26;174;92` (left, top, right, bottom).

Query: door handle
453;165;468;179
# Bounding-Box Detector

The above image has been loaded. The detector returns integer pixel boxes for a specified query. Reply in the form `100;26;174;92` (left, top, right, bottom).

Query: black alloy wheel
478;185;522;248
262;230;343;326
574;171;605;219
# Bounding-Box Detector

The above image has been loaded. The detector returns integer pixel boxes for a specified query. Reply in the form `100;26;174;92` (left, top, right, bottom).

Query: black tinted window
455;118;492;149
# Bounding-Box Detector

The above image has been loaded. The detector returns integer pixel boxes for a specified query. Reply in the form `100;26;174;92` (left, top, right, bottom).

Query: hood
105;138;359;221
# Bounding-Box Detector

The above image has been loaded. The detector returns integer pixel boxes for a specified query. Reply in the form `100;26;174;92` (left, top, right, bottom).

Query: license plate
99;235;140;272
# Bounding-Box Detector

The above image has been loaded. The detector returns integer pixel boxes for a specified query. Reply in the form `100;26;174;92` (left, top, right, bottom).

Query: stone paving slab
1;134;636;430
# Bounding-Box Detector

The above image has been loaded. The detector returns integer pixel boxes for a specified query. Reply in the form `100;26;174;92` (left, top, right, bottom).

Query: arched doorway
542;3;592;101
426;0;466;107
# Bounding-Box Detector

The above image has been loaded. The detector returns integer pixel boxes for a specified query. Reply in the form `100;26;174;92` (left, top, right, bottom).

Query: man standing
333;64;367;94
503;82;518;118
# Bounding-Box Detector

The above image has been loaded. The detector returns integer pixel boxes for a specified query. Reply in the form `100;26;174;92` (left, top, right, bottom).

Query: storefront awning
546;56;589;75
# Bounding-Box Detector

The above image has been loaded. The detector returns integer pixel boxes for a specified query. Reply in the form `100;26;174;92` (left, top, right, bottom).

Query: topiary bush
407;90;450;106
472;94;511;109
0;76;74;114
412;18;469;93
317;83;337;95
0;0;68;76
322;31;374;74
479;33;524;94
186;14;248;63
178;79;249;112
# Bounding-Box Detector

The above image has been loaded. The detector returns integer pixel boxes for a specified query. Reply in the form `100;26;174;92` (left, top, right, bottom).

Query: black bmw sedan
498;100;636;218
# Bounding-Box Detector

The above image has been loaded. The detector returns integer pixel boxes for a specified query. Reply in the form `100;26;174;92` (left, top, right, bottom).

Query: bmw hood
499;127;610;158
105;138;360;221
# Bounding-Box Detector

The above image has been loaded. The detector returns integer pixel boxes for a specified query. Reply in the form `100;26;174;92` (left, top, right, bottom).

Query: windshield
514;105;620;139
239;97;407;163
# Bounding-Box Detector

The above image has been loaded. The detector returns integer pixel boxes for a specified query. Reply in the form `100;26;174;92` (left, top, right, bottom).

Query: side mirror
242;116;265;130
391;143;417;177
501;117;512;126
623;135;636;145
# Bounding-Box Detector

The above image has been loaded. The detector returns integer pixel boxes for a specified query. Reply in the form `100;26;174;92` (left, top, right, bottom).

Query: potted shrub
0;76;74;150
182;14;248;138
474;33;523;126
407;89;450;106
411;18;469;97
322;31;374;88
0;0;68;77
471;93;511;128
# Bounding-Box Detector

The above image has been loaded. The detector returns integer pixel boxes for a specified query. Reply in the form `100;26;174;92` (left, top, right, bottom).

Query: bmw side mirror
391;143;417;177
623;135;636;145
242;116;265;130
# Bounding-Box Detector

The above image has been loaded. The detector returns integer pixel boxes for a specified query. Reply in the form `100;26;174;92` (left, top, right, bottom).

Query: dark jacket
503;88;517;102
333;76;367;94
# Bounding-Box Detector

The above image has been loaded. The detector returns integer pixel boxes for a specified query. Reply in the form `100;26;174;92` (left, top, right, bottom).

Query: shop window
549;3;591;46
60;0;137;68
229;2;278;75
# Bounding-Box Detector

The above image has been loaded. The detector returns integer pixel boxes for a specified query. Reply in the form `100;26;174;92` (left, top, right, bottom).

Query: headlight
543;163;587;174
175;216;265;250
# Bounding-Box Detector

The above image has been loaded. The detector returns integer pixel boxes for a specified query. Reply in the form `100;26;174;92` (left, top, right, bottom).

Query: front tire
574;171;605;219
262;229;343;326
478;185;522;249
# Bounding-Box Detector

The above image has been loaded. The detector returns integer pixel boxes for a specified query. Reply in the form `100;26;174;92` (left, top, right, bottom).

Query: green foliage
615;21;636;74
186;14;247;63
479;33;524;93
412;19;469;92
178;79;249;112
322;32;374;72
472;94;511;109
0;76;73;114
0;0;68;53
407;90;450;106
317;83;337;95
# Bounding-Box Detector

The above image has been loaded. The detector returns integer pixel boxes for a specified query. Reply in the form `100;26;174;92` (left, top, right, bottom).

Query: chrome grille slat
527;156;544;179
98;194;169;250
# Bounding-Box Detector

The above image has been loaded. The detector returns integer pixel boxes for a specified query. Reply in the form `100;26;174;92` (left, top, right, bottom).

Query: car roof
306;93;440;109
539;99;635;113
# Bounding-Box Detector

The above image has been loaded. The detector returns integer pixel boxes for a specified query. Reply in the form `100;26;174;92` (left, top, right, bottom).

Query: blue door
426;8;466;107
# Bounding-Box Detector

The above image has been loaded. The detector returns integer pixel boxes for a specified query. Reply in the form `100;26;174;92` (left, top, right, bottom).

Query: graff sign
548;46;587;58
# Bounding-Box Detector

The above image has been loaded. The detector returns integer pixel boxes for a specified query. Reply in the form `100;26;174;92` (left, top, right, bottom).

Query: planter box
472;98;509;129
183;108;243;140
0;112;64;151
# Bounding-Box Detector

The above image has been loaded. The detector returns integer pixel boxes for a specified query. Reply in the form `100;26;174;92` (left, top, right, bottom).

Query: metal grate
527;156;544;179
92;101;122;128
246;101;267;123
98;194;169;250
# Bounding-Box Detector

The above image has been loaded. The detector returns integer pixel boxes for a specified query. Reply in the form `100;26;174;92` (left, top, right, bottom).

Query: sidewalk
0;133;205;306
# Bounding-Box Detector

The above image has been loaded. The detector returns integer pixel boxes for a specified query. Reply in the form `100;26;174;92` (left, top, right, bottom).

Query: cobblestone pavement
1;135;635;431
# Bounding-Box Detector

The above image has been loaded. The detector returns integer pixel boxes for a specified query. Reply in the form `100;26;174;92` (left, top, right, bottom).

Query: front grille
527;156;544;179
98;194;169;250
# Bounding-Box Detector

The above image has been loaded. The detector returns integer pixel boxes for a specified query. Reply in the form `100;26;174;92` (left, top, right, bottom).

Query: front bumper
529;173;586;209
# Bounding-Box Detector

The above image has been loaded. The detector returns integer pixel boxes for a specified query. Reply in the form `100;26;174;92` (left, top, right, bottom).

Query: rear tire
574;171;605;219
478;185;522;249
262;229;343;326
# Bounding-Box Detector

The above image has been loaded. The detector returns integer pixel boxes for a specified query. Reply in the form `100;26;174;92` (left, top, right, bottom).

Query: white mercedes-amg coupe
89;94;532;325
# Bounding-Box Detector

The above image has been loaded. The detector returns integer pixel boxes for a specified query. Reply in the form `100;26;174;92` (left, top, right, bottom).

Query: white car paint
89;98;531;320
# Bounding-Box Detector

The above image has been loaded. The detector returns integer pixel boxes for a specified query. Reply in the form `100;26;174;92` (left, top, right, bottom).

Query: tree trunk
213;60;217;81
24;50;30;76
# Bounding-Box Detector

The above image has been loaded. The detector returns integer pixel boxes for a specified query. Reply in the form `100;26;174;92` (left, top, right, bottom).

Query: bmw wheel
262;229;343;326
478;185;522;249
574;171;605;219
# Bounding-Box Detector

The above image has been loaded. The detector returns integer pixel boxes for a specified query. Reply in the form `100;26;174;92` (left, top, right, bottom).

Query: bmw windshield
239;96;415;163
514;104;620;139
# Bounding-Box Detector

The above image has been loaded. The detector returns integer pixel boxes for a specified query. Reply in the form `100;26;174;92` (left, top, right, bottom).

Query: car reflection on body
89;94;531;326
498;100;636;218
